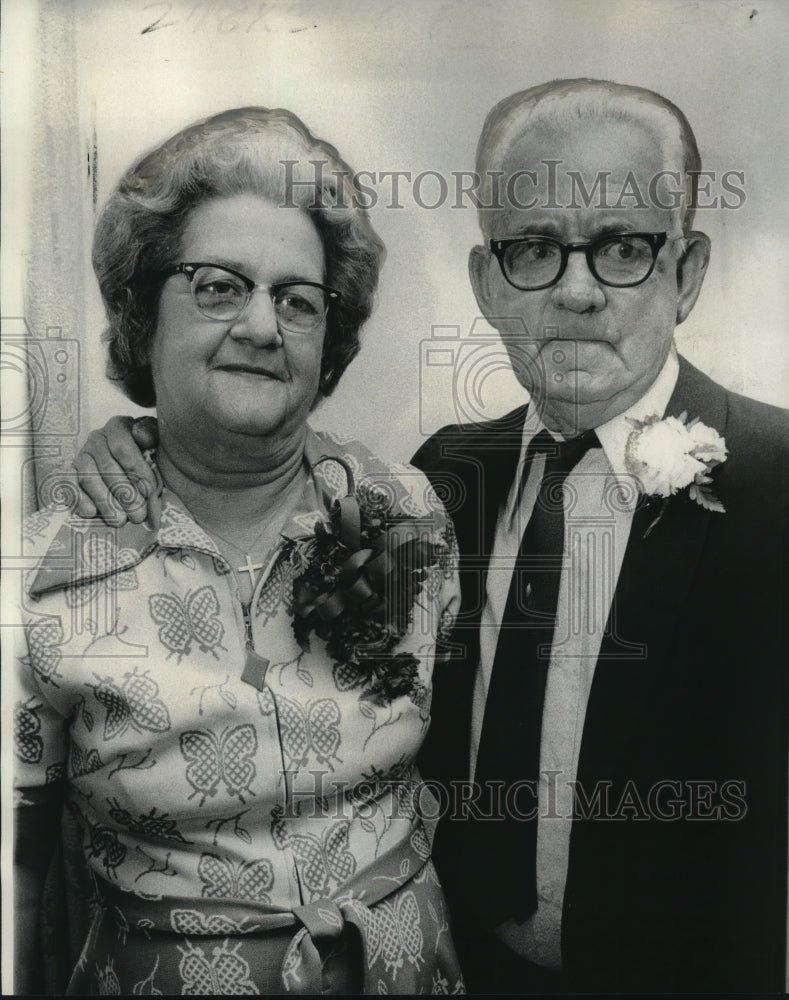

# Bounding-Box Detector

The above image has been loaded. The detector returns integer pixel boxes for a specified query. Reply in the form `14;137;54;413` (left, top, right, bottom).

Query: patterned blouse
14;428;465;995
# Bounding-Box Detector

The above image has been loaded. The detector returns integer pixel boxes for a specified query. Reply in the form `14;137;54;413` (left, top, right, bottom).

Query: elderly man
70;79;786;993
412;79;788;994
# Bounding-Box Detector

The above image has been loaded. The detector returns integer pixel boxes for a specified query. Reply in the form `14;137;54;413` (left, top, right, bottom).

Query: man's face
470;119;708;432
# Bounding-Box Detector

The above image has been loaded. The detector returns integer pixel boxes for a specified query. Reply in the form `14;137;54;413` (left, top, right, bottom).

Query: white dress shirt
470;351;679;969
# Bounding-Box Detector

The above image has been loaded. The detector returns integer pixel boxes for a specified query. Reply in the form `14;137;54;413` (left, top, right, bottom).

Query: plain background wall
3;0;788;472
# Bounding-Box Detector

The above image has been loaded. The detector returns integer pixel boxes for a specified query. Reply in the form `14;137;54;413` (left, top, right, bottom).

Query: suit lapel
442;405;528;633
423;405;527;785
578;358;729;784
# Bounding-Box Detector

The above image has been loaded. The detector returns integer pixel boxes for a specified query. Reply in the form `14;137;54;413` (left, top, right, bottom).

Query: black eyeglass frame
166;262;341;325
489;232;670;291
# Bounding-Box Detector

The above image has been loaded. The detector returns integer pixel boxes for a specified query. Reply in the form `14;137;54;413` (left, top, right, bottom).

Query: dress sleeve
13;597;70;800
435;507;462;663
12;576;68;948
392;474;462;699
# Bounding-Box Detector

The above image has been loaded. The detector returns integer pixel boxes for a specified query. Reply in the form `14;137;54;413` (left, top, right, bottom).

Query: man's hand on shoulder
71;416;160;526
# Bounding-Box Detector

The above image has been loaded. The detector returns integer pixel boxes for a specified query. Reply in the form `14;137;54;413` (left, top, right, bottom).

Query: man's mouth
541;337;614;355
541;330;610;343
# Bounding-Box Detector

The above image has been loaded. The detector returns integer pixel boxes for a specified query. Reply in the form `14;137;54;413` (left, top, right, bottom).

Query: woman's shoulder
21;506;69;552
308;428;448;524
21;505;156;601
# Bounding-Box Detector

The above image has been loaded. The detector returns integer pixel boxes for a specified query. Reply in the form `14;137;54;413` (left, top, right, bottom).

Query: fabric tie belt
93;817;462;994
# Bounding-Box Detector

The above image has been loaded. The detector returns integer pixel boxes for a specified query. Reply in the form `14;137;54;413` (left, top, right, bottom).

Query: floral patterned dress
14;429;465;995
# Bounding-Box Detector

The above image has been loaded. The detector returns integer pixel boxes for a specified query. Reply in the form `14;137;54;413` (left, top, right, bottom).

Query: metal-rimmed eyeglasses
489;232;673;290
166;263;341;332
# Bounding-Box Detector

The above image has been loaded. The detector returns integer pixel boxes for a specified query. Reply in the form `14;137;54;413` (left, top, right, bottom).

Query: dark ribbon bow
291;456;427;628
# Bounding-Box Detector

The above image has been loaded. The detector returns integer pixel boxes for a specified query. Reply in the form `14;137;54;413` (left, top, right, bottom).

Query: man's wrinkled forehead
503;114;670;173
479;116;684;237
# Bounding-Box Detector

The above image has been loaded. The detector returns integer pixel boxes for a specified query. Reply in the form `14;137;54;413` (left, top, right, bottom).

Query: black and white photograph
2;0;788;994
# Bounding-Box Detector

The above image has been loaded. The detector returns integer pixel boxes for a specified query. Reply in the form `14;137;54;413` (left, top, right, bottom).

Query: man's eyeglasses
489;232;672;290
166;263;341;332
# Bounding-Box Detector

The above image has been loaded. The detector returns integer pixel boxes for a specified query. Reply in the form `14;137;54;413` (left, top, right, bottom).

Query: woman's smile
212;361;284;380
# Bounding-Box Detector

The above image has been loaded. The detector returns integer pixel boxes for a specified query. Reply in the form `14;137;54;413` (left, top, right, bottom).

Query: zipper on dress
241;602;254;649
240;603;269;690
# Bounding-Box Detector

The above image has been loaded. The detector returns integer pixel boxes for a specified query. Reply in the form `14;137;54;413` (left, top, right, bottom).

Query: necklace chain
200;521;272;560
189;470;305;590
191;517;276;590
190;464;306;555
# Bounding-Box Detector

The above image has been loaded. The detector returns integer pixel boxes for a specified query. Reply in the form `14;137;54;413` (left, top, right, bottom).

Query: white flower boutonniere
625;412;728;525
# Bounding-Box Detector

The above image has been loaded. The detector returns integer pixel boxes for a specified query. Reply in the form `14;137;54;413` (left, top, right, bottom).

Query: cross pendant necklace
192;519;271;595
236;553;265;586
191;467;306;596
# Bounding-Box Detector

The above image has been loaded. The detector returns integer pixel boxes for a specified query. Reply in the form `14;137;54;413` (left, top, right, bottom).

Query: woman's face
151;193;327;447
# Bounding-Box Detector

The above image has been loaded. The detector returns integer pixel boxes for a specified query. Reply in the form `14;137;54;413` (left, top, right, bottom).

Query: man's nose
551;251;606;312
228;290;283;347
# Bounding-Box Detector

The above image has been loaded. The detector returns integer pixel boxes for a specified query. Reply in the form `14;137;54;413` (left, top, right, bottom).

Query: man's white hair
476;78;702;244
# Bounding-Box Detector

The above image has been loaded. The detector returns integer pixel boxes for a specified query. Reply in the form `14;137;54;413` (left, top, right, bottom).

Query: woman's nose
228;290;283;346
551;252;606;312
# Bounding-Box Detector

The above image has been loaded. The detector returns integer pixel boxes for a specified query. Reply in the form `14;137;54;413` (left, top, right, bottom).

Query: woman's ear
675;231;710;325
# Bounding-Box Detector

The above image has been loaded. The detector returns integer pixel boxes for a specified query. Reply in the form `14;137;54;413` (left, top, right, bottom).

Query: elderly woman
14;107;464;995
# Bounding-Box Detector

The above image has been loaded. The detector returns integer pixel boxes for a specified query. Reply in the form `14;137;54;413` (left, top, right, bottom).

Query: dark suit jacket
412;357;789;993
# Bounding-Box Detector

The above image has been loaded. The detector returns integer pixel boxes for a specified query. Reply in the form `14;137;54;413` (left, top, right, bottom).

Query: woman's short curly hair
92;107;386;406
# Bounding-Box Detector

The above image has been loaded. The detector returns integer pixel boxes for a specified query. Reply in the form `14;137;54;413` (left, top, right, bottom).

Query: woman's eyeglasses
489;232;674;290
166;263;341;332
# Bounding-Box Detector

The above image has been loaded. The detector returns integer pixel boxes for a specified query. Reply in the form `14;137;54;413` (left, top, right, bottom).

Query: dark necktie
468;428;601;926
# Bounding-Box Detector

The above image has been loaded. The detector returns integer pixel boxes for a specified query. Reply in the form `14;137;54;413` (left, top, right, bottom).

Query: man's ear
468;244;498;321
675;232;710;325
